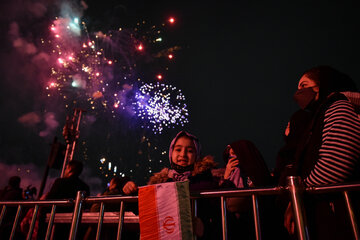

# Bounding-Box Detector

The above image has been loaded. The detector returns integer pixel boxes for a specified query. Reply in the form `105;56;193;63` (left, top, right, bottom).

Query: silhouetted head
8;176;21;189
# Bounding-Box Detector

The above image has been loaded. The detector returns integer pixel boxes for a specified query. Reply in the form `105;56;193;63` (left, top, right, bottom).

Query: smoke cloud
17;112;60;138
18;112;41;127
39;112;60;137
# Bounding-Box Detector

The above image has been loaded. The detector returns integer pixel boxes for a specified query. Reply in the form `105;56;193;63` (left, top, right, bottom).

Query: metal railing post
287;176;309;240
252;194;262;240
343;191;359;240
26;204;39;240
192;199;198;240
45;205;57;240
96;202;105;240
0;205;6;227
117;201;124;240
10;205;22;240
220;196;228;240
69;191;84;240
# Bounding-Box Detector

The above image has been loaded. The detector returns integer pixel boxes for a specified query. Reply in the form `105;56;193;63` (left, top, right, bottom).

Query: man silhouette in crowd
0;176;23;201
0;176;24;239
46;160;90;200
42;160;90;240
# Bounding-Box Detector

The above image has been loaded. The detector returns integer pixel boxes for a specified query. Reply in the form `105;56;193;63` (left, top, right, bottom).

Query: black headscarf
302;65;357;101
223;140;271;187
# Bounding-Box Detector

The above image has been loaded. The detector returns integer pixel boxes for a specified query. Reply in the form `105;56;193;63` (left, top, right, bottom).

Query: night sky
1;0;360;194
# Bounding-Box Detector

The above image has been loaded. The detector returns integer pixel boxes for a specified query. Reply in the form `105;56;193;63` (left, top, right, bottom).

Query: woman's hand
224;156;239;179
284;202;295;235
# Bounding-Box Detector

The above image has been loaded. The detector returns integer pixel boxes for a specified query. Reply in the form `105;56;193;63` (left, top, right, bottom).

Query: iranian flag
138;181;194;240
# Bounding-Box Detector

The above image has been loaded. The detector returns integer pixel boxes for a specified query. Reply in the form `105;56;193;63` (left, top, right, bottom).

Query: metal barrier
0;194;138;240
1;176;360;240
0;199;72;240
196;176;360;240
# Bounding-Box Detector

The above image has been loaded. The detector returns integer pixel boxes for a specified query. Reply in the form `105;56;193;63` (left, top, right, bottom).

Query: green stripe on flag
176;181;194;240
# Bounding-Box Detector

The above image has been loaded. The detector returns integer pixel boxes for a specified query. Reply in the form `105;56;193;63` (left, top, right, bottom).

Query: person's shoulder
50;177;65;188
326;99;357;117
148;168;170;185
329;99;354;108
0;187;23;200
192;155;217;176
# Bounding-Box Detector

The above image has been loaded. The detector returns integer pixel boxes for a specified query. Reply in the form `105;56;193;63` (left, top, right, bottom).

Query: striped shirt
304;100;360;186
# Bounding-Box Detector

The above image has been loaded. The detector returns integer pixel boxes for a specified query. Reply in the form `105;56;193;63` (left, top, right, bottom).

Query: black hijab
223;140;271;187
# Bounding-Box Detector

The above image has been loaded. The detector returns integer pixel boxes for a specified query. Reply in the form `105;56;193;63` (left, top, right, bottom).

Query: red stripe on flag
139;185;160;240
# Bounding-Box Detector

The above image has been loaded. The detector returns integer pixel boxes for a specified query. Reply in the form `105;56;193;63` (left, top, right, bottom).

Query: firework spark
134;82;189;134
44;16;189;137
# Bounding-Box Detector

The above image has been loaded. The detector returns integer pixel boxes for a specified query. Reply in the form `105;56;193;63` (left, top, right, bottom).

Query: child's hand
224;156;239;179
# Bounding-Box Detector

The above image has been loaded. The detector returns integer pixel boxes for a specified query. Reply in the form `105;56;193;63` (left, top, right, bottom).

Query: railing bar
252;194;262;240
307;183;360;193
0;200;72;206
193;199;198;240
95;202;105;240
9;205;22;240
199;187;283;197
287;176;309;240
26;204;40;240
193;199;198;218
0;205;6;227
69;191;84;240
344;191;359;240
220;196;227;240
85;196;138;203
45;205;57;240
117;201;125;240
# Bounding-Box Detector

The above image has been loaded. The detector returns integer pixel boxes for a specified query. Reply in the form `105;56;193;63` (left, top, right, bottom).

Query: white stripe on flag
156;182;182;240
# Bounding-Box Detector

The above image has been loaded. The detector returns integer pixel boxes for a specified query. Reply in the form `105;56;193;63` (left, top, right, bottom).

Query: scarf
168;169;191;182
228;167;244;188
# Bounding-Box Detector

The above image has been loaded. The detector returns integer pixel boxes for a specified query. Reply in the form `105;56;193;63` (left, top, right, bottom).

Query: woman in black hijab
282;65;360;240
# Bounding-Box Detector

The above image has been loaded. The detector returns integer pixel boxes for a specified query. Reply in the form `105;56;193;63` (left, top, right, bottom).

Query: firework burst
134;82;189;134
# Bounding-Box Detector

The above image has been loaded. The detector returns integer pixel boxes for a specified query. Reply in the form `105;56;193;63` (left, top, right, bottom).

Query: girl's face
171;136;196;167
298;75;320;100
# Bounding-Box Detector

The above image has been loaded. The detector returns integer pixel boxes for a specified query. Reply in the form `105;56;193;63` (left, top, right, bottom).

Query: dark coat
0;186;23;201
46;175;90;200
148;155;219;191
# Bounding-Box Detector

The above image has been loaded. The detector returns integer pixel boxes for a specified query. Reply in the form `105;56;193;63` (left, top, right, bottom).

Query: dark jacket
148;155;219;191
0;186;23;201
46;175;90;200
